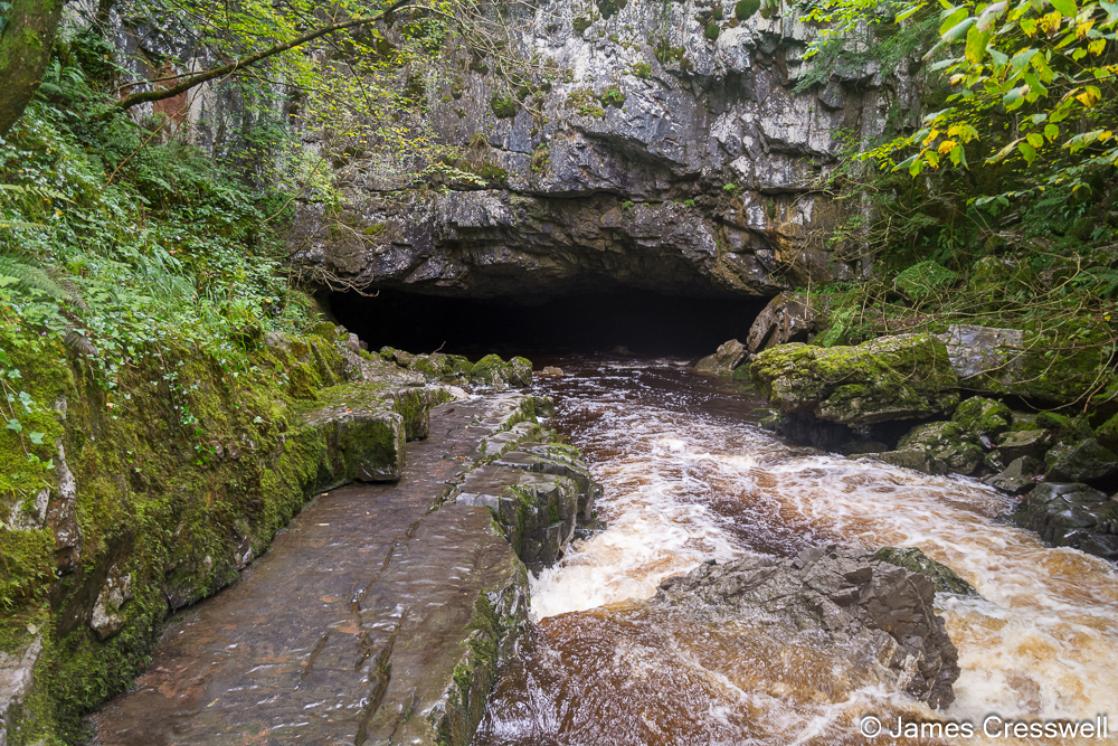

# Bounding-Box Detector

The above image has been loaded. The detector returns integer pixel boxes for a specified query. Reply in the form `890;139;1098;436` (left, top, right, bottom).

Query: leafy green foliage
800;0;1118;411
0;39;314;407
814;0;1118;201
489;93;519;118
893;259;959;299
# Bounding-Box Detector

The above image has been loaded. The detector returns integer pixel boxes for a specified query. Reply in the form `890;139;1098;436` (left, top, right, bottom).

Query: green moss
654;39;686;66
873;547;976;595
735;0;761;19
572;15;592;34
704;21;721;40
629;61;653;78
0;322;442;742
1096;412;1118;450
1036;410;1093;437
596;0;627;19
0;529;53;628
530;143;550;174
567;87;605;118
952;396;1012;438
750;334;959;425
473;162;508;185
598;85;626;108
489;94;518;119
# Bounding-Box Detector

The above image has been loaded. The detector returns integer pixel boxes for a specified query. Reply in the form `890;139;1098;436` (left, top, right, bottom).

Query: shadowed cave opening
328;288;769;359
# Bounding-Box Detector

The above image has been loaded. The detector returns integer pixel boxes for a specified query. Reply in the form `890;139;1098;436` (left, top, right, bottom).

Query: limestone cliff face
292;0;916;299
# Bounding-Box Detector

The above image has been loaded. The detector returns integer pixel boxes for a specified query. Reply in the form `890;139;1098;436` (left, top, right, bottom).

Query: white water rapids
479;358;1118;745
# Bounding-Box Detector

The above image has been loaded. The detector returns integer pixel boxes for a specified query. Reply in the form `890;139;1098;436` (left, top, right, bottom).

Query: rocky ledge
90;393;599;746
655;545;961;709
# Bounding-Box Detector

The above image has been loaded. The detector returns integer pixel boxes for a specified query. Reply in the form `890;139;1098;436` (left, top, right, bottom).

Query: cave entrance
328;288;768;360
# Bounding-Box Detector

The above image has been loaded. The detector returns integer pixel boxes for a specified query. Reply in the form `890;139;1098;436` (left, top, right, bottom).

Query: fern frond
0;254;77;303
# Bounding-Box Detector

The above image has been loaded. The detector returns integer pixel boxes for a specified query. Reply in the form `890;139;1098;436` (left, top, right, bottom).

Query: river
476;357;1118;745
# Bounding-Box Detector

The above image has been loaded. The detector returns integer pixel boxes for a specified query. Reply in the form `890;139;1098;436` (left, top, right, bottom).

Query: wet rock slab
654;545;960;709
90;394;587;745
458;444;599;571
1013;482;1118;560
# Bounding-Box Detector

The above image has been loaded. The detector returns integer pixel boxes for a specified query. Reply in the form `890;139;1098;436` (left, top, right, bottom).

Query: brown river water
476;357;1118;745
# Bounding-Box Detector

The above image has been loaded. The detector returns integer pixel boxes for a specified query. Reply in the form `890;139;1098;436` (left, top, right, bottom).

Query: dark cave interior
328;287;769;359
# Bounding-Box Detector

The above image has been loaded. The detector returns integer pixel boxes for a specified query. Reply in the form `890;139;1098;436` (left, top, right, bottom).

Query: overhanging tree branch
114;0;414;111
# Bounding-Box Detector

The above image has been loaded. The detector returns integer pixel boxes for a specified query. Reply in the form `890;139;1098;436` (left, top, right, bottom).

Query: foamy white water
490;359;1118;744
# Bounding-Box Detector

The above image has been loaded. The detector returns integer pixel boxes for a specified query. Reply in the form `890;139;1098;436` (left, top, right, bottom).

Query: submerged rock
694;338;747;376
749;333;959;426
1014;482;1118;560
654;545;960;708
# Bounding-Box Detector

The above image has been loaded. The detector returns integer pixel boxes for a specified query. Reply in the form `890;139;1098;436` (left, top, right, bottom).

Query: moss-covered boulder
869;397;1016;477
382;349;534;390
887;421;984;475
300;383;418;484
1096;412;1118;451
951;397;1012;440
994;429;1052;463
873;547;977;596
749;334;959;426
939;324;1111;405
469;354;533;388
1044;438;1118;485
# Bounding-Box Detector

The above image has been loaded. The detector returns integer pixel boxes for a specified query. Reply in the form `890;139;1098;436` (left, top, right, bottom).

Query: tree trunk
0;0;64;136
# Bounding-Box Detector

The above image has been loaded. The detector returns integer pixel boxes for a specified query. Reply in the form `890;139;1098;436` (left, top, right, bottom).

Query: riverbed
477;357;1118;745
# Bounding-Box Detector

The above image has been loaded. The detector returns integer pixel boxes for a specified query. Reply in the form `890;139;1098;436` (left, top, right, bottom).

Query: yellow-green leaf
1049;0;1076;16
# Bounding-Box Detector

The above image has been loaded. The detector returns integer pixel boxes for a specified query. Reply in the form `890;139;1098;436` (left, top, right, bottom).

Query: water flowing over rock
290;1;914;299
653;545;961;708
92;394;599;745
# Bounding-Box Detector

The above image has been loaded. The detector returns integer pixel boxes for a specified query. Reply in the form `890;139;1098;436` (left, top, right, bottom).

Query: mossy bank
1;316;438;744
